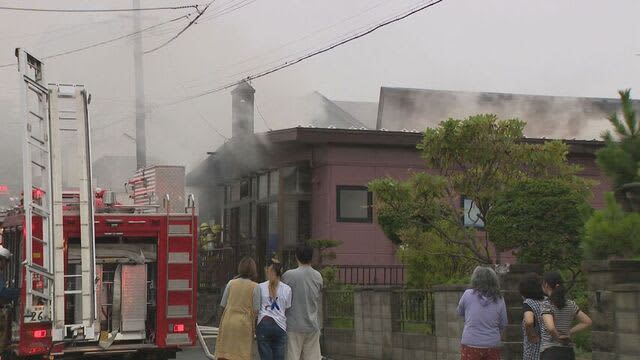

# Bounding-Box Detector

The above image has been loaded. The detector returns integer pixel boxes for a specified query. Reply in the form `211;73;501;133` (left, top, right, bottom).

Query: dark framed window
240;180;250;199
461;196;484;228
337;186;373;223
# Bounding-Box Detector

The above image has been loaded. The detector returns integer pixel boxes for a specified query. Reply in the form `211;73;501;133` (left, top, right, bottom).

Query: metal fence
199;247;236;291
335;265;405;286
323;289;355;329
393;289;435;334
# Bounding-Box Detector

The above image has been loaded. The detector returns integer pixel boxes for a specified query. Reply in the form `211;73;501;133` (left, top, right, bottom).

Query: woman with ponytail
253;258;292;360
540;272;592;360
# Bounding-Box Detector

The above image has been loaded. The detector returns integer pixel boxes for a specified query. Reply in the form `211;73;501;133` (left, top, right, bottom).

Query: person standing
215;257;259;360
253;259;292;360
0;246;19;301
457;266;508;360
540;272;592;360
519;273;546;360
282;245;323;360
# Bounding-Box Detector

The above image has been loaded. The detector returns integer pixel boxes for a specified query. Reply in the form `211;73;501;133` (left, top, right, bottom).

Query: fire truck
0;50;199;359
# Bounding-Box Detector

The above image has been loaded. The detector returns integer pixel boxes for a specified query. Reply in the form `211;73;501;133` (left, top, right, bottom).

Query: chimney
231;80;255;138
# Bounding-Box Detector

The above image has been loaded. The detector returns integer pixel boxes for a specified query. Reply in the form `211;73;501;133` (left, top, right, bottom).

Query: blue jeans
256;317;287;360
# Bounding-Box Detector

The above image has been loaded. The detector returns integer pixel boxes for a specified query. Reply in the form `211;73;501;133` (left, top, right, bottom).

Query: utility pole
133;0;147;169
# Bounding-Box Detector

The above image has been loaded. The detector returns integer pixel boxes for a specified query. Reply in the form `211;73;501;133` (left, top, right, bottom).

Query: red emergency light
172;324;185;333
33;330;47;339
0;185;8;193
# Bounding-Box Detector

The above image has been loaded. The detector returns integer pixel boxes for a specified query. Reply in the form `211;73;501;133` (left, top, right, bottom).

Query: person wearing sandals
253;258;292;360
519;273;546;360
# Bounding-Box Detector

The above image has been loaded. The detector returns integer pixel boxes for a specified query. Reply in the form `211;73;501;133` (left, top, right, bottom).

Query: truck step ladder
16;49;55;325
164;195;197;345
48;83;97;340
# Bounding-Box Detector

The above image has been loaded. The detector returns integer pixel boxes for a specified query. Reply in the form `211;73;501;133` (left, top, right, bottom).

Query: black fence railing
199;247;236;291
323;289;355;329
334;265;405;286
392;289;435;334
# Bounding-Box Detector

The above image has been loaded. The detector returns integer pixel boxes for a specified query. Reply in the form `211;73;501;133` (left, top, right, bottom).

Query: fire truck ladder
48;84;97;340
164;195;197;346
16;49;55;325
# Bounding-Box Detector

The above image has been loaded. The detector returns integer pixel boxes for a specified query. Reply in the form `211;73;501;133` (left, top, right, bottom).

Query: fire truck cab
0;49;198;359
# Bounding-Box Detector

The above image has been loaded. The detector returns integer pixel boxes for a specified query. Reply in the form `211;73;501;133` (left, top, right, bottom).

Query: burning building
189;83;636;284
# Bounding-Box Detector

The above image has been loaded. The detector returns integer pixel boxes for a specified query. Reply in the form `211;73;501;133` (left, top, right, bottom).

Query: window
240;180;250;199
337;186;372;223
269;170;279;196
283;166;311;194
462;196;484;228
258;174;269;200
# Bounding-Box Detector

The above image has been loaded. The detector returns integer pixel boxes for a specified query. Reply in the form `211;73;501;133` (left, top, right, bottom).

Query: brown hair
267;258;283;299
237;257;257;280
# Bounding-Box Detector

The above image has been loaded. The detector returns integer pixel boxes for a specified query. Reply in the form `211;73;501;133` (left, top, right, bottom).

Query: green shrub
583;192;640;259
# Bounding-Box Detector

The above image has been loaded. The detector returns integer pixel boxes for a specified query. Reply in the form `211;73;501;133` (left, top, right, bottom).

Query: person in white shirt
253;259;292;360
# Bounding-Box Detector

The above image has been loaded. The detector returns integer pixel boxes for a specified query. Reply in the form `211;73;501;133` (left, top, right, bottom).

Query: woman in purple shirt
457;266;508;360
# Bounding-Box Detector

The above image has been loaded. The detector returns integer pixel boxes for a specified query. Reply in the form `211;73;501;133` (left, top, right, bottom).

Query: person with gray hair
457;266;508;360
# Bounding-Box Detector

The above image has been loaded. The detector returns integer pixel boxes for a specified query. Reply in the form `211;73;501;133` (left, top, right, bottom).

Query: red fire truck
0;50;199;359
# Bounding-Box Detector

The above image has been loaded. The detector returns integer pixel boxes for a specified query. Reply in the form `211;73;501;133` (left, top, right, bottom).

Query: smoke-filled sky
0;0;639;198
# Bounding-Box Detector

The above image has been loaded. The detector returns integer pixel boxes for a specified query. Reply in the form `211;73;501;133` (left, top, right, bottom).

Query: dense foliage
370;114;588;277
596;89;640;189
583;192;640;259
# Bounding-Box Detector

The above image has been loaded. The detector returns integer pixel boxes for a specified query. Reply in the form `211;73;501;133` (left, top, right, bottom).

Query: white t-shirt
253;281;292;332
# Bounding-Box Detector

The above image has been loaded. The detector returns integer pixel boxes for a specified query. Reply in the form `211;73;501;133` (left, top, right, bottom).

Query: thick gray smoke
375;88;636;140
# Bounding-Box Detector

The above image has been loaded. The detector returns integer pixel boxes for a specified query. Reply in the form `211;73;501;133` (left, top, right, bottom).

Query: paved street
176;346;209;360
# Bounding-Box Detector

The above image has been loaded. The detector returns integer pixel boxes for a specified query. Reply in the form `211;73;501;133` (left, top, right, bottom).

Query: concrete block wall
584;260;640;360
322;285;464;360
433;285;466;360
611;284;640;360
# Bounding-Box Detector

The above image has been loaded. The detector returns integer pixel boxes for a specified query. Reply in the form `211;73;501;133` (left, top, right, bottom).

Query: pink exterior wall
311;145;425;266
310;144;611;267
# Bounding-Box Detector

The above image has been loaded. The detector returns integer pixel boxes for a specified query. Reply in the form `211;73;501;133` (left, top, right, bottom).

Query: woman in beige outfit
215;257;258;360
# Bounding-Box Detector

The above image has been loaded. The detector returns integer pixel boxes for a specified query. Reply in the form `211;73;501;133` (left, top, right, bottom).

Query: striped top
540;299;580;353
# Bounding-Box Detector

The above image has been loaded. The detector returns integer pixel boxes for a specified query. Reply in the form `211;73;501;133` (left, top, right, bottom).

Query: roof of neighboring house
309;92;376;129
186;127;605;186
377;87;640;140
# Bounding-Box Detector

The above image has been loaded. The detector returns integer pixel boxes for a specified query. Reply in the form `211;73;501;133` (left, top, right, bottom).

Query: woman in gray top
540;272;592;360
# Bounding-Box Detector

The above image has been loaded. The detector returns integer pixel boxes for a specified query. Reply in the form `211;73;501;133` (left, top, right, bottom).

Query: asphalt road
176;346;209;360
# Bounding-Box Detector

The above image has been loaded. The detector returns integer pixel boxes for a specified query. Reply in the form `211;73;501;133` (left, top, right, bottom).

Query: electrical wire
144;1;214;54
255;100;272;131
197;0;258;23
182;0;391;88
0;4;202;13
157;0;446;107
0;13;193;69
185;0;434;88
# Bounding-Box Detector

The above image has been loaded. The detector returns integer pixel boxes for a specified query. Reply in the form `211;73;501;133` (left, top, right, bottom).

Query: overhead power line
160;0;446;107
144;1;214;54
0;4;202;13
0;13;193;69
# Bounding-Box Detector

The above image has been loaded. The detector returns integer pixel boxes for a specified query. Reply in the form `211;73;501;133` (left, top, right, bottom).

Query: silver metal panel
168;279;190;290
167;305;190;318
166;333;190;345
128;166;185;212
168;252;190;263
120;265;147;332
168;224;190;235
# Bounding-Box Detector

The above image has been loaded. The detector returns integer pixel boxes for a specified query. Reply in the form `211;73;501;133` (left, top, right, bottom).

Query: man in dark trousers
0;245;18;301
282;245;323;360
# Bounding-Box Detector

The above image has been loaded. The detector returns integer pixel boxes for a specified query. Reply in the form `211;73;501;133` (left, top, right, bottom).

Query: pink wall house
188;127;610;280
